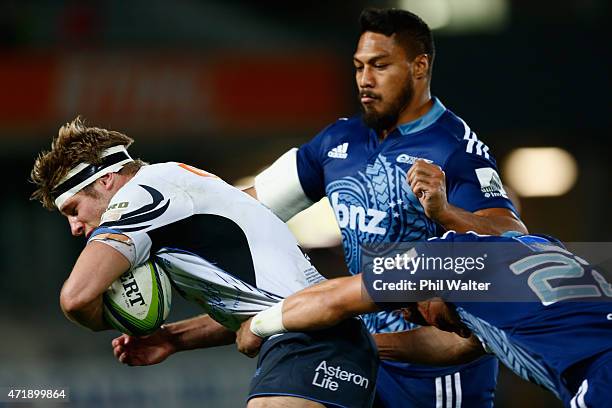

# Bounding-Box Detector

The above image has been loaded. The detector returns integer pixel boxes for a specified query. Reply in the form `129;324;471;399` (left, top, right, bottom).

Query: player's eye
374;63;388;70
354;65;364;72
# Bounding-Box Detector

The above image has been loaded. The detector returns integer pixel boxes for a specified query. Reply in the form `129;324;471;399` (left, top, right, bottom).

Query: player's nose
69;217;84;236
358;66;375;88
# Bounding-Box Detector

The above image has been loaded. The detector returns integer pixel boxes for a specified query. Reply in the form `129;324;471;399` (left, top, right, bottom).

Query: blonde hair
30;116;144;210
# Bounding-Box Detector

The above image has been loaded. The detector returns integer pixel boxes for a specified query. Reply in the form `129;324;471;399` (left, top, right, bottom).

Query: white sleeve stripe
464;131;491;158
482;145;490;159
254;148;314;222
460;118;471;140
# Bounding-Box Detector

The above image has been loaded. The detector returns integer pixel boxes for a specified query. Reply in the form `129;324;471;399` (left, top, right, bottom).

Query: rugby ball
103;259;172;336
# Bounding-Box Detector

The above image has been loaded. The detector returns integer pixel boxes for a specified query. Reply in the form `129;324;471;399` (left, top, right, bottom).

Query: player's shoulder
137;162;185;177
301;116;369;161
101;163;191;224
119;162;177;182
107;162;186;212
110;163;178;197
132;162;221;185
435;109;469;143
396;98;470;163
422;103;474;149
314;116;369;144
331;115;366;130
436;107;496;163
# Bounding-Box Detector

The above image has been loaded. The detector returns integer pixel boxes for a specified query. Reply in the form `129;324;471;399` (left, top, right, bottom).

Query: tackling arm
282;274;378;332
236;275;378;357
375;328;486;366
59;242;130;331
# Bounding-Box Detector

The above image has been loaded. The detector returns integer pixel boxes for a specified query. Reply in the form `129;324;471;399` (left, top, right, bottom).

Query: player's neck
109;172;136;196
379;91;433;140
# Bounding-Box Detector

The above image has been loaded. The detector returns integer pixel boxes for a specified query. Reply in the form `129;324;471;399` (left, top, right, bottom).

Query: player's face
59;186;110;238
354;31;415;132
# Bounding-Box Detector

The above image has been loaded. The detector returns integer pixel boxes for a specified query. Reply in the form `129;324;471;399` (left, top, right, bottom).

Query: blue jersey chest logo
326;153;436;274
326;153;436;333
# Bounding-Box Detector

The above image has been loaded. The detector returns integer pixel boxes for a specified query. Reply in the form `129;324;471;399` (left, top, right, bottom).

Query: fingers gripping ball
103;260;172;336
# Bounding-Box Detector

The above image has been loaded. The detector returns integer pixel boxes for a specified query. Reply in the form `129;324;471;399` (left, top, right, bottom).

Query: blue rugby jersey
296;97;517;334
363;231;612;402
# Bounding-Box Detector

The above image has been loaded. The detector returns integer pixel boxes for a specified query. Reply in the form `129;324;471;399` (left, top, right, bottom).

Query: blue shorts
248;318;379;408
564;351;612;408
373;356;498;408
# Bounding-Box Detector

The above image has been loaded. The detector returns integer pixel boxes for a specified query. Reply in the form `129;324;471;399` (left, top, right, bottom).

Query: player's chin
361;103;381;115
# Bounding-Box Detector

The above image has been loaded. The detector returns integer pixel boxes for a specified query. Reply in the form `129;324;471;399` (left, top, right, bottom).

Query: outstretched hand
236;318;264;358
112;327;177;366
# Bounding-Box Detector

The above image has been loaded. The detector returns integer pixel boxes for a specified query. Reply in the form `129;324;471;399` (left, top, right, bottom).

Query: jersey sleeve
254;148;314;222
444;140;518;215
89;213;153;268
296;124;334;202
87;181;172;268
88;227;148;267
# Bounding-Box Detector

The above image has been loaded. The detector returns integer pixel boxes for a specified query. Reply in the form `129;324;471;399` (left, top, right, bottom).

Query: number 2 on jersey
510;252;610;305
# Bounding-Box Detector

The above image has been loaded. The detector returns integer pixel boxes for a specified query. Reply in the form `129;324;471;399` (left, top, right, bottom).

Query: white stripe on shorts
436;373;462;408
454;372;462;408
445;375;453;408
435;377;443;408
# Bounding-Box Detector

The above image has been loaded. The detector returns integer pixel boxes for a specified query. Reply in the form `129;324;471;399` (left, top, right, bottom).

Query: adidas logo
328;143;349;159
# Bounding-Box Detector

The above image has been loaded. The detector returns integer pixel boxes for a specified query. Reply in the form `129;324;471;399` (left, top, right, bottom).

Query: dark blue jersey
363;231;612;401
296;97;518;335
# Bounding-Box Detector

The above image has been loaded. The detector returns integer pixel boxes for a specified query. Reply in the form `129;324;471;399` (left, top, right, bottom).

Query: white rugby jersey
89;162;325;330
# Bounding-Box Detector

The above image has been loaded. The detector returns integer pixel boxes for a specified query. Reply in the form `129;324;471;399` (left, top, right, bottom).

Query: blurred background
1;0;610;407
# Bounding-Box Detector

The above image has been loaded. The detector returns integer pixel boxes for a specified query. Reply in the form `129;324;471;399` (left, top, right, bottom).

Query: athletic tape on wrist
250;300;287;338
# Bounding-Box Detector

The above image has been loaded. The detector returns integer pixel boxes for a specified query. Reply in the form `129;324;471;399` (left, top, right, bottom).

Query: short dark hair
359;8;435;74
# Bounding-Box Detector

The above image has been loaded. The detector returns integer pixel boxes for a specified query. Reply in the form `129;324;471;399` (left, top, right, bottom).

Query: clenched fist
407;159;449;221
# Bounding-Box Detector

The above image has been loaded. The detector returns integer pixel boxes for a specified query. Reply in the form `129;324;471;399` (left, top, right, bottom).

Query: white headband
53;145;134;209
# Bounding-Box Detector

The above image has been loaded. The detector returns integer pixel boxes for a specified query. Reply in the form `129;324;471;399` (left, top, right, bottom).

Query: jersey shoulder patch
100;182;172;232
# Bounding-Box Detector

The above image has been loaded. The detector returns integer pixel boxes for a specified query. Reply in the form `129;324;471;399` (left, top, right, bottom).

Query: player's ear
412;54;430;80
97;173;115;191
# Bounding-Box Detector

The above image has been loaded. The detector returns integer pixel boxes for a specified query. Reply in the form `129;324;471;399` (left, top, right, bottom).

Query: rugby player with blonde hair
31;117;378;408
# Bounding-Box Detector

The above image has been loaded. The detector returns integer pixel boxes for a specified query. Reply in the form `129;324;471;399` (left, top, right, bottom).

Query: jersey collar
397;97;446;136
